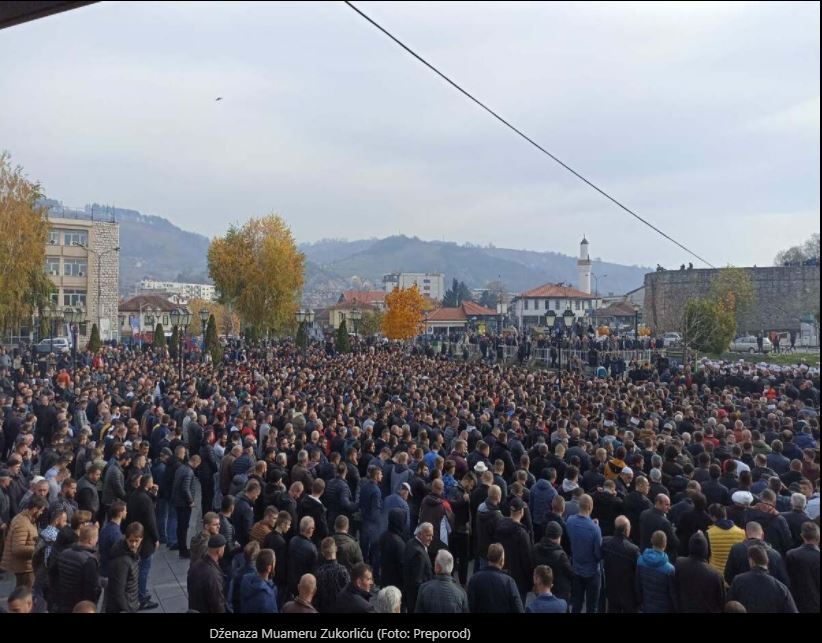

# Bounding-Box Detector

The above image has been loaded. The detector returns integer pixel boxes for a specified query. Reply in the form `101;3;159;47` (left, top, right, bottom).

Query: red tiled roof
592;301;637;317
426;307;467;322
518;284;593;299
340;291;386;305
461;301;497;316
118;295;179;312
328;302;378;312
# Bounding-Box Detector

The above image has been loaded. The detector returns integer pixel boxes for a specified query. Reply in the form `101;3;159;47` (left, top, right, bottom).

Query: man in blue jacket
566;494;602;613
526;565;568;613
240;548;278;613
636;530;677;613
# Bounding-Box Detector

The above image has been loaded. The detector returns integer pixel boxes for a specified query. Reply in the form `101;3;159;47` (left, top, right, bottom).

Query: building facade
45;217;120;343
511;284;601;331
138;279;216;302
383;272;445;301
118;294;179;343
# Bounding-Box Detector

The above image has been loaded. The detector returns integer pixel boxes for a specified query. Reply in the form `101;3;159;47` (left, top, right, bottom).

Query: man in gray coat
172;454;201;558
415;550;469;613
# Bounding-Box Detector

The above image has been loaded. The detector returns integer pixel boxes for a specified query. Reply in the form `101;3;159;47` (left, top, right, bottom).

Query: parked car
662;332;682;347
34;337;72;354
729;335;772;353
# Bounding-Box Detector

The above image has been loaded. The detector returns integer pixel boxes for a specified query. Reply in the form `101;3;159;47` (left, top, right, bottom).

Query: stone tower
577;237;592;294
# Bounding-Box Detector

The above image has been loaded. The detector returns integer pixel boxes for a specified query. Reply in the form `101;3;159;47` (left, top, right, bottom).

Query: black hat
208;534;227;549
545;521;563;539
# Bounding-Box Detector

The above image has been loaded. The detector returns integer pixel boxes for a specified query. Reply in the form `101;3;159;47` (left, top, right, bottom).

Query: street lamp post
592;273;607;298
77;242;120;342
350;305;362;338
496;302;505;336
634;304;640;349
296;309;307;353
64;306;83;365
199;308;210;358
306;309;315;345
169;307;192;381
562;308;575;383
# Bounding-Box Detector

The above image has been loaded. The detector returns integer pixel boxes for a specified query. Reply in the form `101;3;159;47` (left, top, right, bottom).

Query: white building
138;279;216;302
383;272;445;301
510;238;601;330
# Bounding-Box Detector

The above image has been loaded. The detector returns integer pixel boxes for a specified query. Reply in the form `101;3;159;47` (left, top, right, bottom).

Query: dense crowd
0;339;818;614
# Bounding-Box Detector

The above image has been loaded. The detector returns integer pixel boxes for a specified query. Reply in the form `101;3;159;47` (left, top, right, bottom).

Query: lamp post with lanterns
296;309;307;352
199;307;210;358
350;304;362;338
169;307;192;381
64;305;84;365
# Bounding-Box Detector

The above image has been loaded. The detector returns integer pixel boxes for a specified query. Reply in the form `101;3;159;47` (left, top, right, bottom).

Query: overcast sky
1;1;818;267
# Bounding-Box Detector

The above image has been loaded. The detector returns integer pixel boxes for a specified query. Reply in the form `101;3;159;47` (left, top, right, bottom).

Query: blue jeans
571;573;601;614
138;554;153;603
166;505;178;548
155;498;168;543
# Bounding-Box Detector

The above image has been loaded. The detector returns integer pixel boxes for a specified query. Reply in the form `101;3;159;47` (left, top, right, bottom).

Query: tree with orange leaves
381;285;426;340
207;215;304;336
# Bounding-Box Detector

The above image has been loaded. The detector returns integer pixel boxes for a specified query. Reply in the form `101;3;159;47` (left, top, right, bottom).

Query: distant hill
309;235;649;296
41;200;650;301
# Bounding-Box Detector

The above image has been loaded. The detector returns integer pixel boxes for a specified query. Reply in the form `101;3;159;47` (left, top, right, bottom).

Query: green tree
359;310;384;337
296;321;307;350
87;323;101;353
682;298;736;355
169;325;179;359
153;323;166;349
442;278;473;307
710;266;756;330
244;325;260;345
774;233;820;266
205;314;222;362
336;318;351;353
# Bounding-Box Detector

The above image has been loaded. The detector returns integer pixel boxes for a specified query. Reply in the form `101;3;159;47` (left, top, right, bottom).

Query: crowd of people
0;338;818;614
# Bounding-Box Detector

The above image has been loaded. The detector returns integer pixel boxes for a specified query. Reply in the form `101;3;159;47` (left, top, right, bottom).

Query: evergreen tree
169;325;179;359
296;321;308;350
88;323;101;353
153;323;166;349
336;318;351;353
205;314;221;362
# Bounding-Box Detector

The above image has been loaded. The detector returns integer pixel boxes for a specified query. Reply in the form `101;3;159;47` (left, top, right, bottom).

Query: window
48;229;61;245
63;230;88;247
163;315;169;327
78;323;88;336
45;257;60;275
49;290;59;305
555;300;560;310
63;259;88;277
63;289;86;306
544;300;550;310
524;300;529;310
574;300;581;310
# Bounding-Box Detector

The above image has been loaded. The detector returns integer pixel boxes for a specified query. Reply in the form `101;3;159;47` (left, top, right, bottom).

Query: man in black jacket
187;534;227;613
493;497;533;604
287;516;318;599
297;478;329;546
125;474;161;610
728;545;797;613
724;522;790;586
50;523;103;613
623;476;652;545
785;522;820;613
674;532;725;613
198;430;218;516
639;494;679;561
532;521;573;602
231;481;261;548
401;522;433;614
781;493;812;549
378;509;407;592
323;464;358;529
601;515;640;613
591;480;623;537
334;563;376;613
104;522;143;613
466;543;524;613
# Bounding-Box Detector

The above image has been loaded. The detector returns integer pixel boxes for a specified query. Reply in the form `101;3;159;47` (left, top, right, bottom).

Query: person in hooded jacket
746;489;793;555
674;493;711;558
529;473;557;542
635;530;677;613
104;522;143;613
239;548;278;613
475;485;503;569
532;521;573;602
378;508;407;593
493;497;534;604
674;532;725;613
